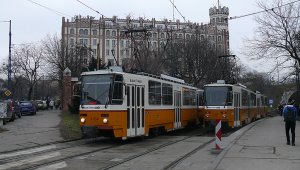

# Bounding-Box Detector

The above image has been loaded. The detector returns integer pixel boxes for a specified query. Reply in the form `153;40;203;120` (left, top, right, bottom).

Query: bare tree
246;0;300;78
13;44;43;100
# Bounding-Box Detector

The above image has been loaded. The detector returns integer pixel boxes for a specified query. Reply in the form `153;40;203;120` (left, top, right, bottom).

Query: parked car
19;101;36;115
35;100;47;110
0;99;20;125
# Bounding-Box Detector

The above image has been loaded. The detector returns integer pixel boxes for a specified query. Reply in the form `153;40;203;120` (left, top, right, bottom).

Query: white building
61;5;229;67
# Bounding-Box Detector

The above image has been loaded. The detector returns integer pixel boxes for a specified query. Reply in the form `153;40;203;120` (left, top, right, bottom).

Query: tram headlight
222;114;227;118
103;118;108;124
205;114;210;118
80;117;86;123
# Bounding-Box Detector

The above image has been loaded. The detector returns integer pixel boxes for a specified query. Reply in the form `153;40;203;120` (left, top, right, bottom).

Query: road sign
269;99;273;104
4;90;11;97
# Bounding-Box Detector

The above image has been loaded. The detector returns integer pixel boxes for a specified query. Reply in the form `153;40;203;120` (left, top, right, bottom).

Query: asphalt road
0;109;63;153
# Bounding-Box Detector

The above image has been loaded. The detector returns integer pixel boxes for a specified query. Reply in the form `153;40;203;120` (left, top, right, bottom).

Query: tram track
0;138;121;170
100;127;212;170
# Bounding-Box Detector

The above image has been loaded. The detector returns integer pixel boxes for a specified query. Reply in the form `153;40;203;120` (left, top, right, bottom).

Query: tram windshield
81;74;123;105
204;86;232;106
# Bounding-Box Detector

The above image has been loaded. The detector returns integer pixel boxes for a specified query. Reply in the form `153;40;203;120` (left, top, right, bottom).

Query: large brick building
61;5;229;67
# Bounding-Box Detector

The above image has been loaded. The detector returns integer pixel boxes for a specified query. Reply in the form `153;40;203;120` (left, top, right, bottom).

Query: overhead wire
26;0;72;17
229;0;300;20
75;0;107;18
168;0;187;22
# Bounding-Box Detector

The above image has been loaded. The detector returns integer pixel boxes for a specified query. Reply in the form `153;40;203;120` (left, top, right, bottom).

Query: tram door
126;85;145;137
174;91;182;129
234;93;241;127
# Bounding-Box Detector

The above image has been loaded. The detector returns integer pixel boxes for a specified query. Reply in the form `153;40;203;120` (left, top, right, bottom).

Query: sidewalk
0;110;63;153
175;116;300;170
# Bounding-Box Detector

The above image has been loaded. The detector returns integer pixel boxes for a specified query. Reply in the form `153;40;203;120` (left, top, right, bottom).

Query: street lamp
1;20;12;92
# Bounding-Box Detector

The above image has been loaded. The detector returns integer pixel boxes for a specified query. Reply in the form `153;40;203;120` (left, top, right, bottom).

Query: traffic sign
4;90;11;96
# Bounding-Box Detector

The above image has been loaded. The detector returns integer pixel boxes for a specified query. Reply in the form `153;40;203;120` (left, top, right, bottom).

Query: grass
59;112;82;140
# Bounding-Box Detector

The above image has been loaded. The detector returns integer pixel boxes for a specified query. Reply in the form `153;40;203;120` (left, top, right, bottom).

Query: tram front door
126;85;145;137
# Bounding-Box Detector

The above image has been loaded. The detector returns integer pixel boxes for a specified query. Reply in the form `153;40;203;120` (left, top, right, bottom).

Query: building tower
209;3;229;55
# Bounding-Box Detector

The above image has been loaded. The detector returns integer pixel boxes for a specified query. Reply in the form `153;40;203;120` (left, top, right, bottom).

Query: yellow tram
79;68;201;140
203;80;268;128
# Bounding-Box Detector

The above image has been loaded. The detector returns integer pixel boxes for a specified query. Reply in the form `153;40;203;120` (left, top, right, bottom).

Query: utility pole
7;20;12;92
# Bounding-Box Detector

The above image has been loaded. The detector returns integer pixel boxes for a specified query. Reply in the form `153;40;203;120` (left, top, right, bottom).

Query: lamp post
1;20;12;92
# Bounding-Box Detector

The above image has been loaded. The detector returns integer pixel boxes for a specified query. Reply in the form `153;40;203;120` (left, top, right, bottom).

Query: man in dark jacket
283;99;298;146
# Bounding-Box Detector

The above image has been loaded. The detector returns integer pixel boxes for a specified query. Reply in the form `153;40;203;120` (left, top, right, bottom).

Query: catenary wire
229;0;300;20
26;0;72;17
75;0;107;18
168;0;187;22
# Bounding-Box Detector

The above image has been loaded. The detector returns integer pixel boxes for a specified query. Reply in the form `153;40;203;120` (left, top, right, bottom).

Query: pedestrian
283;99;298;146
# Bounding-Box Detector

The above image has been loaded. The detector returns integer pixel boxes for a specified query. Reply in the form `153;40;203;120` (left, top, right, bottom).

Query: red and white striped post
215;119;222;150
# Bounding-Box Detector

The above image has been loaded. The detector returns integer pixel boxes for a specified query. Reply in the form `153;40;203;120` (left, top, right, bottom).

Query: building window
92;30;97;35
79;39;83;45
70;38;74;45
93;39;97;46
121;49;124;56
84;29;88;35
126;41;129;47
218;36;222;42
112;40;116;47
106;40;110;47
161;33;165;39
179;34;182;39
153;33;157;38
160;42;164;48
126;49;129;56
153;42;157;49
106;49;110;55
174;34;178;39
186;34;190;39
112;30;116;36
201;35;204;40
106;30;110;36
70;29;74;34
121;40;124;47
83;39;88;45
79;29;84;35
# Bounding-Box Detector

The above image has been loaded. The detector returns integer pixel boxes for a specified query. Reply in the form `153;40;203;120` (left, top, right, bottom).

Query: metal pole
8;20;12;92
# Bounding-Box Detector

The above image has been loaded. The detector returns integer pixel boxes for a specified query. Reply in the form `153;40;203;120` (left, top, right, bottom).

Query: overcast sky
0;0;278;74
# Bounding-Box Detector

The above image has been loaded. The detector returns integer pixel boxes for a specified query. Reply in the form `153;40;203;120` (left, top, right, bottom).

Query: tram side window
250;93;256;106
183;89;196;106
149;81;161;105
242;90;249;106
162;83;173;105
112;75;123;104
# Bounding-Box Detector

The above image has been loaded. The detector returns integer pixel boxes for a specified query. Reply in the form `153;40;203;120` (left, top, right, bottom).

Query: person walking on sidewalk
283;99;298;146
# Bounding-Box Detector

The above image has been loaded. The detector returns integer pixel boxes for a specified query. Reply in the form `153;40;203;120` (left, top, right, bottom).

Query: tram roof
81;69;195;87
